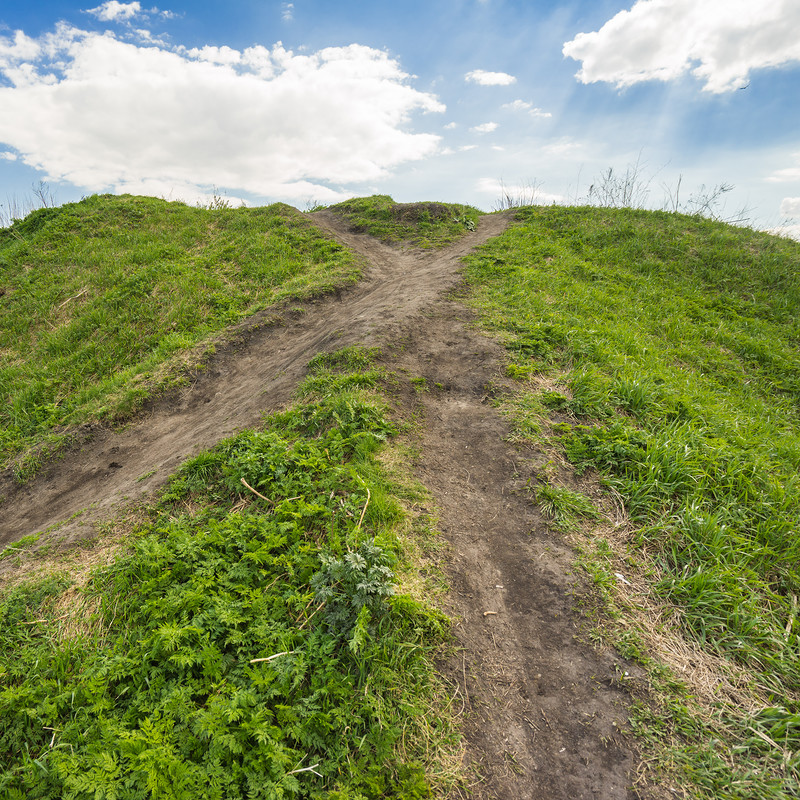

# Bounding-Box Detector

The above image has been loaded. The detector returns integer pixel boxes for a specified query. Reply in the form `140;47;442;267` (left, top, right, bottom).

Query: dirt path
384;305;642;799
0;211;508;549
0;211;646;798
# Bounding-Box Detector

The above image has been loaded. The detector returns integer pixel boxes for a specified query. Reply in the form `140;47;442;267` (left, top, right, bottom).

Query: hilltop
1;195;799;799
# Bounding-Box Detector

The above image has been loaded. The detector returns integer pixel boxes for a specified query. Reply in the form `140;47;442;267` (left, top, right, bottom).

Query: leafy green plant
311;541;396;642
0;348;455;798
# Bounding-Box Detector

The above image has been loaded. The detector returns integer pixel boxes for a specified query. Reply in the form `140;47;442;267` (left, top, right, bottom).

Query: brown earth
0;208;650;798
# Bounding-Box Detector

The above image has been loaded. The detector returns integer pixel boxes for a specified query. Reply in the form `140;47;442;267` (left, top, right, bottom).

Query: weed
410;376;428;393
533;483;603;532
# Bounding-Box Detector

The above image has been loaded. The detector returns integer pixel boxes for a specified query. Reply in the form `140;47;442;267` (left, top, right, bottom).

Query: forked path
0;211;508;548
0;211;644;798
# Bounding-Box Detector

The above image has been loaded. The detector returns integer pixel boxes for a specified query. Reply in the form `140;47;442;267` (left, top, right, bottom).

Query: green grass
533;483;602;532
0;348;456;799
0;194;360;473
462;205;800;798
320;195;481;248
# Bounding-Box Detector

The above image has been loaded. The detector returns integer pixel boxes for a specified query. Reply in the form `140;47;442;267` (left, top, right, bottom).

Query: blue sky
1;1;799;235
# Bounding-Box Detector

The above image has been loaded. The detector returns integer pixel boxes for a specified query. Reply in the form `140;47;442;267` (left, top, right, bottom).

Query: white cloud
282;3;295;22
542;138;585;156
780;197;800;217
563;0;800;93
767;222;800;241
0;30;41;66
459;145;477;151
185;45;242;66
0;27;444;201
471;122;498;133
444;121;458;129
476;177;565;205
86;2;142;22
769;156;800;183
465;69;516;86
0;151;17;161
502;100;552;118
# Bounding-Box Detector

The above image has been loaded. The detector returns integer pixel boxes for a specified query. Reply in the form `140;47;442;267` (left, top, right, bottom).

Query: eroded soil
384;305;644;799
0;209;648;798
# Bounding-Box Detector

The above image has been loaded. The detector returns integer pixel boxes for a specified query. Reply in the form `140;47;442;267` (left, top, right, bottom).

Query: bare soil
0;208;649;798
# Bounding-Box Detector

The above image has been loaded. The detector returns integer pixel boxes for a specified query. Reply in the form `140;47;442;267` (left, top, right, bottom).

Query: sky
1;0;799;236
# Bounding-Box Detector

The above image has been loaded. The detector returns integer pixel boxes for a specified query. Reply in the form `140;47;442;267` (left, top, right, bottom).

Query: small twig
785;594;797;639
462;651;470;705
43;726;61;748
749;727;784;753
354;478;371;532
294;595;316;623
19;612;70;625
249;650;296;664
540;708;553;730
58;288;87;309
240;478;273;503
287;764;323;777
298;601;325;630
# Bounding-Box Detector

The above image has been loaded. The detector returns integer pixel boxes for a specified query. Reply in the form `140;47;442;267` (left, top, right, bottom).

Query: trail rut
0;211;508;549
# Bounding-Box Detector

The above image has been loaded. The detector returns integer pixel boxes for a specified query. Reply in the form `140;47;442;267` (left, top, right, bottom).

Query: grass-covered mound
320;195;481;248
0;195;360;473
0;348;453;799
463;206;800;799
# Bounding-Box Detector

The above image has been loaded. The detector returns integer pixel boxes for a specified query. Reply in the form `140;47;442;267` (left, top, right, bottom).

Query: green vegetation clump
463;205;800;798
321;195;481;248
0;349;452;799
0;194;360;472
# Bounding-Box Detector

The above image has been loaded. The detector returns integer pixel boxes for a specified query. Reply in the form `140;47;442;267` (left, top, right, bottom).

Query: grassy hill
460;206;800;798
0;194;360;477
1;195;799;798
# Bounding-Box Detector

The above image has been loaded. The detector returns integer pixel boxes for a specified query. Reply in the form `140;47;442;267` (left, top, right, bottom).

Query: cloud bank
0;24;444;202
563;0;800;93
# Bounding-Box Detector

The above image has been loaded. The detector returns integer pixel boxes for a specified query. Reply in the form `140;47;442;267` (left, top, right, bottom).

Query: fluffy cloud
780;197;800;217
465;69;516;86
563;0;800;93
502;100;551;118
86;2;142;22
0;26;444;202
476;177;565;205
769;156;800;183
471;122;498;133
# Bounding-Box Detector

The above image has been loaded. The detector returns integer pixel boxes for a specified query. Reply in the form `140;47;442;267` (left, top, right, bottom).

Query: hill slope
2;197;800;799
